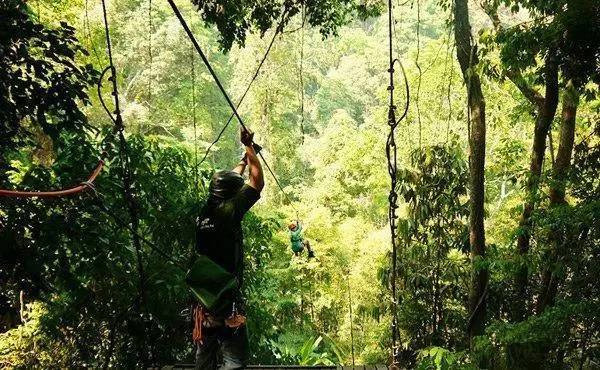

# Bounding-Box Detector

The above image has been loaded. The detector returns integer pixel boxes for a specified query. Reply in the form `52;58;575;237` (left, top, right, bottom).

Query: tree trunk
514;54;559;320
453;0;488;344
537;81;578;312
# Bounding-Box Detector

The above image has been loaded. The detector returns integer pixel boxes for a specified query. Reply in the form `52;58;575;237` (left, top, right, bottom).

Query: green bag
185;255;238;314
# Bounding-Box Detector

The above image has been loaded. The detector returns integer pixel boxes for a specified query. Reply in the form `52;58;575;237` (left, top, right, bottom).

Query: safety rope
0;1;116;198
168;0;299;217
195;8;288;168
100;2;153;362
386;0;410;366
415;0;423;149
299;3;306;143
148;0;153;111
98;5;150;363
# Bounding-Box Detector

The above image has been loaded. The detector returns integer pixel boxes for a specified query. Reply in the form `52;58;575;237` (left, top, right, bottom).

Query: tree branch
481;1;544;109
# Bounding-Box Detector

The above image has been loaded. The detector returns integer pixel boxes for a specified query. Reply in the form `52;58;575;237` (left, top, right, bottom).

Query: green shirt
290;224;304;252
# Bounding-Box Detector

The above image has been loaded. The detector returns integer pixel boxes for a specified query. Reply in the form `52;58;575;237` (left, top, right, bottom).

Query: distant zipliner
288;221;315;258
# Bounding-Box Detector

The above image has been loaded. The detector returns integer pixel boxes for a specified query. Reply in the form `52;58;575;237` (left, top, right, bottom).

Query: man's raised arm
240;128;264;192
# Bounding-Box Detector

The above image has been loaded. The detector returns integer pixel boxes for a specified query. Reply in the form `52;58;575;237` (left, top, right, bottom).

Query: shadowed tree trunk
537;80;578;312
480;4;560;320
513;53;559;320
453;0;488;344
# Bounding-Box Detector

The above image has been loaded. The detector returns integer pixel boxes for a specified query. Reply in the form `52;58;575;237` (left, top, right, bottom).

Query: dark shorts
195;325;249;370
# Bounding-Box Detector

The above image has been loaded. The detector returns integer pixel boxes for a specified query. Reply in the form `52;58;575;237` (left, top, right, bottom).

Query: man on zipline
192;127;264;369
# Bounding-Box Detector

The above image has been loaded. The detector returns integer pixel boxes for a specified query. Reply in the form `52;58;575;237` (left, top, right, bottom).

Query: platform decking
163;365;388;369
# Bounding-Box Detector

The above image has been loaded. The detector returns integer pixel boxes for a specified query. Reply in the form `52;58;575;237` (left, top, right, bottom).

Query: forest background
1;0;598;368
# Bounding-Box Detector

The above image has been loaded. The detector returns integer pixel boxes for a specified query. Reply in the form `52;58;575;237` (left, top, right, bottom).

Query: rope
387;0;410;366
99;3;148;363
0;161;105;197
148;0;153;113
415;0;422;148
167;0;248;131
347;273;356;366
168;0;299;216
299;4;306;143
195;9;288;168
0;3;120;198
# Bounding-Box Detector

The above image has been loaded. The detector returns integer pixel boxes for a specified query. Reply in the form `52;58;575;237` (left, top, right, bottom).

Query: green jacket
290;224;304;253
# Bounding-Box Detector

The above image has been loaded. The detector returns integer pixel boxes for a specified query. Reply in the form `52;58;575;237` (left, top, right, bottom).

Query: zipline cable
167;0;299;216
195;8;288;168
386;0;410;366
167;0;248;133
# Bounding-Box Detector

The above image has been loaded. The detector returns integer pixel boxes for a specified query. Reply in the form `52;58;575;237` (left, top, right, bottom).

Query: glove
240;128;254;147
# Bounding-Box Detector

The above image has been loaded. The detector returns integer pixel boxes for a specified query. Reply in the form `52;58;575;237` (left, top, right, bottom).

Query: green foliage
1;0;599;367
0;0;98;176
416;346;475;370
191;0;384;50
270;335;342;366
473;301;600;369
393;142;470;365
0;303;72;368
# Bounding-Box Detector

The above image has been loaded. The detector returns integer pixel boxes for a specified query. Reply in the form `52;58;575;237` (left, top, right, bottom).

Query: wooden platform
164;365;387;369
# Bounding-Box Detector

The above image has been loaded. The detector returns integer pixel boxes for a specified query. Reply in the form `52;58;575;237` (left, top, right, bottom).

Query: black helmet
208;170;244;200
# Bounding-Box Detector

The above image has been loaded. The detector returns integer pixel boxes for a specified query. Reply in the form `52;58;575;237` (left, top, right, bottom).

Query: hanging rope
347;272;356;367
0;1;116;198
195;8;289;168
168;0;299;217
98;6;149;357
415;0;423;149
148;0;153;110
298;3;306;143
386;0;410;366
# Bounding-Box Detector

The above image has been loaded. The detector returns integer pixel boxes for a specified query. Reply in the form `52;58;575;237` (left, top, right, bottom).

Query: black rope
195;9;288;168
99;3;148;363
167;0;248;131
386;0;409;366
299;4;306;143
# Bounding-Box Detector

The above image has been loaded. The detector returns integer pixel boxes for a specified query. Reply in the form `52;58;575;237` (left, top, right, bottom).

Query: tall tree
481;1;559;319
453;0;488;343
481;0;600;317
538;0;600;311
